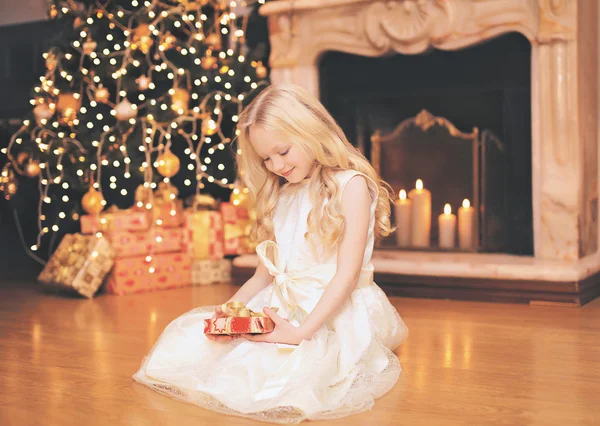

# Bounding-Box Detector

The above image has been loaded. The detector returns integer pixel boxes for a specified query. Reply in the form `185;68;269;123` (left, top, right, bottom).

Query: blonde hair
236;83;394;253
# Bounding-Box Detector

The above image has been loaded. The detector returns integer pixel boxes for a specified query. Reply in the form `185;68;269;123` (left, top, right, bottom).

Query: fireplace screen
371;110;507;252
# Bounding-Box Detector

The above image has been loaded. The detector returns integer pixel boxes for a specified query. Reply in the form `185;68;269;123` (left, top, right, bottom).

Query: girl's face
249;125;313;183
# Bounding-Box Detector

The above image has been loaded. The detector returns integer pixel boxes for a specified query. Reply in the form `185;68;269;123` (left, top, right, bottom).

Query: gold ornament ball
57;93;81;125
162;32;177;50
1;169;18;200
81;187;105;214
33;102;55;124
156;149;181;178
114;99;137;121
6;181;18;196
25;161;41;177
135;23;151;38
133;24;154;54
137;75;151;91
95;86;110;103
202;119;217;135
206;33;222;50
201;55;217;70
46;54;58;72
83;38;97;55
73;17;85;28
171;88;190;113
49;4;58;19
256;63;268;79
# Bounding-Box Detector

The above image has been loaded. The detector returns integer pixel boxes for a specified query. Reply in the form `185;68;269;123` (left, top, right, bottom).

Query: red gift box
106;227;186;258
104;252;191;295
203;316;274;335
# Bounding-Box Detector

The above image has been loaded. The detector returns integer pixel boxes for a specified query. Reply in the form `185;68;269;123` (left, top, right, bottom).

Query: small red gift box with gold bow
204;301;275;335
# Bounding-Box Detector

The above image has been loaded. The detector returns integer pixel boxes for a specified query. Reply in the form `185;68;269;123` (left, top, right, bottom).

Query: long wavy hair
236;83;394;254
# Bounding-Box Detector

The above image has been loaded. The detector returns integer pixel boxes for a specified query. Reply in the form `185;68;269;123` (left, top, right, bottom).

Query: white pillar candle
438;203;457;249
458;198;476;250
408;179;432;247
394;189;412;247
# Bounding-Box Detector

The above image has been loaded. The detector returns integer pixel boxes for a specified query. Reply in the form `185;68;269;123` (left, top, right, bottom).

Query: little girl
133;83;408;422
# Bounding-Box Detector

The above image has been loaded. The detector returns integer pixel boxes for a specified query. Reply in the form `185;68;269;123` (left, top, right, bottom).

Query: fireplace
319;33;532;255
235;0;600;305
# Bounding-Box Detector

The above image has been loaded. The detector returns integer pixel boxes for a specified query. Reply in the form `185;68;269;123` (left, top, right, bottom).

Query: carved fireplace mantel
235;0;600;305
261;0;577;92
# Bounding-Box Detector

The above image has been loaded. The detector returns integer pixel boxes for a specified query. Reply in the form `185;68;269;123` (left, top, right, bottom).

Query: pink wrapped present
81;208;150;234
148;200;184;228
104;252;191;295
105;227;187;258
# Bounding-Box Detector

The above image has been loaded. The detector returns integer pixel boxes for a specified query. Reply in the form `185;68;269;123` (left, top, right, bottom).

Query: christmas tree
0;0;269;254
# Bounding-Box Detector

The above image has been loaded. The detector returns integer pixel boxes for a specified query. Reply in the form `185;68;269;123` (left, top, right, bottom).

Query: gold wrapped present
220;202;254;255
38;233;116;298
183;210;225;260
132;182;184;228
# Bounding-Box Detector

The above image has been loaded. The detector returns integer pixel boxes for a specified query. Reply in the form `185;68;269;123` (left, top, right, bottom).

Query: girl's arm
297;175;371;340
226;258;274;305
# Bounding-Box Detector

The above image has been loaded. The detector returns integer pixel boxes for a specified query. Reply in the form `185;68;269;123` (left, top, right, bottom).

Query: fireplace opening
319;32;532;255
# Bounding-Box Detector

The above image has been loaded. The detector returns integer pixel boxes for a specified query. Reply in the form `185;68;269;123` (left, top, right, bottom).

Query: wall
0;0;47;27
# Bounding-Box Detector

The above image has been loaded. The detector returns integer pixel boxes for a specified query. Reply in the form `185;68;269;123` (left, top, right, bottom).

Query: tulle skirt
133;282;408;423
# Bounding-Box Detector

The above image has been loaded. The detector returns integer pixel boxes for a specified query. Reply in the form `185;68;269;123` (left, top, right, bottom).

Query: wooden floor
1;281;599;426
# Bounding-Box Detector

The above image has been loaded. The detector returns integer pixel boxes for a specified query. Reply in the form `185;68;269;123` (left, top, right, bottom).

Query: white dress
133;170;408;423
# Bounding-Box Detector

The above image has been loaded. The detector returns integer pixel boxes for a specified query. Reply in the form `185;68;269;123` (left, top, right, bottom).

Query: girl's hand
205;305;238;343
241;307;308;345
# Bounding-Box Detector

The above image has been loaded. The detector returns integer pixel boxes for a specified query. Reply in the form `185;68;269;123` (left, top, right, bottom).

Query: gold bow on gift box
188;193;219;211
221;301;278;318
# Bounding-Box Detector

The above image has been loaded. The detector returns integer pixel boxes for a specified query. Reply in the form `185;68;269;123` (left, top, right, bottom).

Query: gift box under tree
105;227;187;258
37;233;116;298
105;252;191;295
191;258;231;286
80;206;150;234
220;202;252;256
183;208;225;260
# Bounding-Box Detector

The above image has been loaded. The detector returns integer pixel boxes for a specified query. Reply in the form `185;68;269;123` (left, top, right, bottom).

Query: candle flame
462;199;470;209
416;179;423;190
444;203;451;215
399;189;407;200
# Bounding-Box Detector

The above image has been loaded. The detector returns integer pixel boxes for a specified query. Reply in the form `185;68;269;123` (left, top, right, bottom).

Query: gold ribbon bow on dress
254;240;375;325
